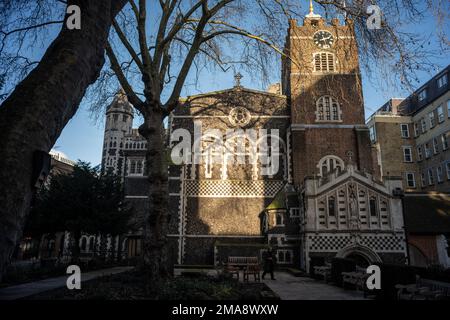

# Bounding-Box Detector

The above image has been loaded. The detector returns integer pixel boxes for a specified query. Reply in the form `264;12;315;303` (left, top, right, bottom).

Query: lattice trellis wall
307;233;406;253
185;179;284;198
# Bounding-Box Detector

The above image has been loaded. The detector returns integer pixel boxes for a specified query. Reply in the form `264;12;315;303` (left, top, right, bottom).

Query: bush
330;258;356;287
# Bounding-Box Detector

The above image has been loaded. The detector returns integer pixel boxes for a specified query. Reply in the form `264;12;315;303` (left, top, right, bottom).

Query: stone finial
234;72;243;87
305;0;321;18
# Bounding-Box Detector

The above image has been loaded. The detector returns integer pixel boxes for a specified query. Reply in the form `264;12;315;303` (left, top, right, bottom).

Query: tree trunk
0;0;128;281
139;107;170;280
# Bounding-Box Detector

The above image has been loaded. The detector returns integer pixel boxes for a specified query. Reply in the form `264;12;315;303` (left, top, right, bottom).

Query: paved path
262;271;367;300
0;266;134;300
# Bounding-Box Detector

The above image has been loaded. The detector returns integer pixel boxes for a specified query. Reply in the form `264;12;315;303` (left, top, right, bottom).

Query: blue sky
13;3;450;165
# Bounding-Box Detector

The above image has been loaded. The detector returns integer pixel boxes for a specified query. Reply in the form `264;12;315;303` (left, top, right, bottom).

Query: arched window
317;155;345;177
316;96;341;122
314;52;335;72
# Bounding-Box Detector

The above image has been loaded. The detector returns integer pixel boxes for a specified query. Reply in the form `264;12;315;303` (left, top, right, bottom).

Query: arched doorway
336;244;382;266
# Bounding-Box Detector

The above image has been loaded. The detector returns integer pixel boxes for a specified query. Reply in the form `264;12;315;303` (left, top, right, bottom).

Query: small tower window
316;96;341;122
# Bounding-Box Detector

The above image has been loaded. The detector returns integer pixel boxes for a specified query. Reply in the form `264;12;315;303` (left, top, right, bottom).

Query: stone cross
234;72;243;87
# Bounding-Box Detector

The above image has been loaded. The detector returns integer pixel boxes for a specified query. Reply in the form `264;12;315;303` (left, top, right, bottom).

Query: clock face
313;31;334;49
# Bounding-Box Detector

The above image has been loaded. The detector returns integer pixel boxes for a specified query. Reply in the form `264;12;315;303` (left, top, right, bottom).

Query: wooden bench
243;263;261;282
396;276;450;300
225;256;260;281
342;270;369;291
314;263;332;283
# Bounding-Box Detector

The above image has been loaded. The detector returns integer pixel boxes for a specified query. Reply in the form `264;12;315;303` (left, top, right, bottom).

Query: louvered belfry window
314;52;335;72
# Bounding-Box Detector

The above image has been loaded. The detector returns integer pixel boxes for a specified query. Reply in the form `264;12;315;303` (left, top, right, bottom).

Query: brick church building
102;7;407;271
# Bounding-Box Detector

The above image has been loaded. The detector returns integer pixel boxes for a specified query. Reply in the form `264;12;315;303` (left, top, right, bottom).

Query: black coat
262;251;276;272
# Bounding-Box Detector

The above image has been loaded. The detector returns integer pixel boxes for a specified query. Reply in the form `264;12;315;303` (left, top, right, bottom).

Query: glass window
369;126;376;142
433;138;439;154
421;118;427;133
428;168;434;185
276;212;284;226
418;89;427;101
316;96;341;121
129;159;143;175
446;162;450;180
437;166;443;183
437;105;444;123
437;73;448;88
400;124;409;138
413;123;419;137
429;111;436;128
447;100;450;118
425;143;431;158
403;147;413;162
318;156;344;177
442;134;449;150
290;208;300;217
406;173;416;188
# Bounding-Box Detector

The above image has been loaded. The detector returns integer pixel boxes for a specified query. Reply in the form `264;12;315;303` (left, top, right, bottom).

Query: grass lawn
26;271;279;300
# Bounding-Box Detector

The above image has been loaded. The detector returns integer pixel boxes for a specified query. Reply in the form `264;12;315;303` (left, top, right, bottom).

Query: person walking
262;248;276;280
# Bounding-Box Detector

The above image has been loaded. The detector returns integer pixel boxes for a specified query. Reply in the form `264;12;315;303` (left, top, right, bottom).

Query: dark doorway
346;253;370;268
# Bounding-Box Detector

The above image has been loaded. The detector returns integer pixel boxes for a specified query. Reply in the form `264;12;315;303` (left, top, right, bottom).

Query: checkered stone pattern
359;234;405;252
185;179;284;198
308;234;353;252
308;233;406;253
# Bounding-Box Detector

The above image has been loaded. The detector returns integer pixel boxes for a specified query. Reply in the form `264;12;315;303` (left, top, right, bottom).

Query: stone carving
228;107;251;127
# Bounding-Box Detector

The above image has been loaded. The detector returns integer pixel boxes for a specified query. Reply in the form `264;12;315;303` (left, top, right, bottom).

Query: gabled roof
265;184;299;210
180;86;287;103
403;193;450;234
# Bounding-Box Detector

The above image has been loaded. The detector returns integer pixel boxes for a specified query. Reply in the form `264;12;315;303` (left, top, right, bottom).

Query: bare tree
100;0;447;281
0;0;128;281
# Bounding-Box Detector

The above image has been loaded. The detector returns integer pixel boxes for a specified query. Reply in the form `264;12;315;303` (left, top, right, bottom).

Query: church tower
101;89;134;176
282;3;406;272
283;3;374;184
